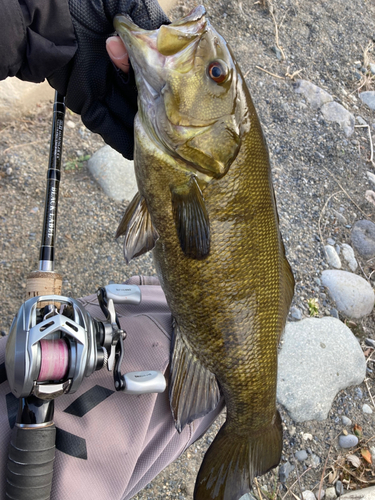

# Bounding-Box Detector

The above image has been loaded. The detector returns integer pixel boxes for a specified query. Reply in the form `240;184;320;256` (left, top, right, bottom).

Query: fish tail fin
194;411;282;500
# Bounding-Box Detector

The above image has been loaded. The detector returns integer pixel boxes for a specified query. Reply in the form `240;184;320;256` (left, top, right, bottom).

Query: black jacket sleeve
0;0;77;82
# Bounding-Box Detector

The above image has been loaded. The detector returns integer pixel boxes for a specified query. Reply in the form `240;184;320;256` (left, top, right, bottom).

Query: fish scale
115;5;294;500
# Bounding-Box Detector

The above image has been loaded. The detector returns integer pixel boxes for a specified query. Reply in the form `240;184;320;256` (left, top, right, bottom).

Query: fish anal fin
116;192;158;263
194;411;283;500
171;176;210;260
170;326;220;433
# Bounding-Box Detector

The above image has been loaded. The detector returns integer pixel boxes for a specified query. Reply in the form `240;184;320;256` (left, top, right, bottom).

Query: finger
106;36;130;73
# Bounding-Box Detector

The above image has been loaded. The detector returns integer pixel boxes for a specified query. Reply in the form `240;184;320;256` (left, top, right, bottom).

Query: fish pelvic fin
171;175;210;260
170;325;221;432
194;411;283;500
115;192;158;264
282;257;295;326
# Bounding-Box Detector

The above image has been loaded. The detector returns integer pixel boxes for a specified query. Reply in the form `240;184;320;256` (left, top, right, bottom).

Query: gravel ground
1;0;375;499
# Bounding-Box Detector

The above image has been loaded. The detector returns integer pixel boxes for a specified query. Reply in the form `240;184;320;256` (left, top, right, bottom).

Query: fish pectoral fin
195;412;283;500
115;192;158;264
170;325;221;433
176;118;241;178
171;176;210;260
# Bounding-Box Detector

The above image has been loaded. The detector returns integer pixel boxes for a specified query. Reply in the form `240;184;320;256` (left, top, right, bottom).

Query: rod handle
5;423;56;500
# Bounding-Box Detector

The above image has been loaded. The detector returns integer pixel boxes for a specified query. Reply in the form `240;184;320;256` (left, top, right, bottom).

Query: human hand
106;36;130;73
48;0;169;160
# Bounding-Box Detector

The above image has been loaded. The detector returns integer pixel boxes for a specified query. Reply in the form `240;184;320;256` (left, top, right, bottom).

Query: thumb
106;36;130;72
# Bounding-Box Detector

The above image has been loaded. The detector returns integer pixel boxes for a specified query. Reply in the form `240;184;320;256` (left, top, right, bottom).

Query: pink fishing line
38;339;69;381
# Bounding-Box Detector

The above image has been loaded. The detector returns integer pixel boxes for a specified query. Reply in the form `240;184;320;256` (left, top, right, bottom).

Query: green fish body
115;6;294;500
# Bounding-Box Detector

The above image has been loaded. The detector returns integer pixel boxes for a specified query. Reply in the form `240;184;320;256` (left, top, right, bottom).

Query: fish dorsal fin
115;192;158;264
170;325;221;433
171;176;210;260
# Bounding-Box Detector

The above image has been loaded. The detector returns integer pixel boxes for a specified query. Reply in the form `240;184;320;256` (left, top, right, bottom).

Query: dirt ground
1;0;375;499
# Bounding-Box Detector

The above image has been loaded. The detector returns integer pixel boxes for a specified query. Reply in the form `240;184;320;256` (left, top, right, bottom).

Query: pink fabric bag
0;278;223;499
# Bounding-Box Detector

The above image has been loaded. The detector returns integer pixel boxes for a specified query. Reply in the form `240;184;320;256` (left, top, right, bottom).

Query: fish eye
208;61;228;83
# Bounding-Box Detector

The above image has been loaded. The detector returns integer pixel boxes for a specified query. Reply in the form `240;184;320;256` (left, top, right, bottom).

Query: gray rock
338;434;359;448
354;387;363;399
294;80;333;110
327;238;336;245
365;338;375;348
367;171;375;187
302;492;316;500
272;46;283;60
321;270;375;319
320;101;355;137
87;145;138;202
330;308;339;319
359;91;375;110
277;318;366;422
370;63;375;75
325;487;337;500
370;446;375;464
332;209;347;225
365;190;375;207
340;486;375;499
335;481;344;496
342;415;352;426
309;453;320;468
351;219;375;259
324;245;341;268
356;115;368;126
363;404;373;414
279;461;295;483
295;449;308;461
341;244;358;272
290;306;303;321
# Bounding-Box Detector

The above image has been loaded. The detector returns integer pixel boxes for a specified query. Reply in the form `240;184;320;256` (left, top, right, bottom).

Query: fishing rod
5;92;165;499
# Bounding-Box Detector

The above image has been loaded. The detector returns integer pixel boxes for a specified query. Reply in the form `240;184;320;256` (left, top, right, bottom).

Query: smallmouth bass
114;6;294;500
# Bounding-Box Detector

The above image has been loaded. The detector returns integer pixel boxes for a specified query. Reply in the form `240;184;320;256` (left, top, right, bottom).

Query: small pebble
341;415;352;426
302;491;315;500
341;243;358;272
279;461;295;483
356;115;368;126
66;120;76;129
327;238;336;245
6;167;12;175
365;338;375;348
335;480;344;496
338;434;359;448
310;454;320;468
330;308;339;319
324;245;341;268
290;306;302;321
354;387;363;399
370;446;375;464
316;489;325;500
325;487;337;500
363;403;373;414
295;449;308;461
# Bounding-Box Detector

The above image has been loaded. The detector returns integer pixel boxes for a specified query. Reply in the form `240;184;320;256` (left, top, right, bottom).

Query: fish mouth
113;5;207;96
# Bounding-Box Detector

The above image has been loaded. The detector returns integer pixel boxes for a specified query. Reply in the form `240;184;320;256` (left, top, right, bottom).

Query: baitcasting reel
5;283;166;401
